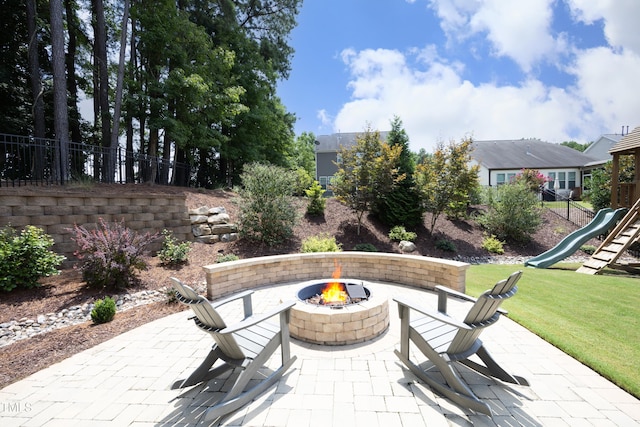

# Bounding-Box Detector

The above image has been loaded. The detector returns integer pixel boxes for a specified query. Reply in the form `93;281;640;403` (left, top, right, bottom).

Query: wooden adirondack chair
170;277;297;422
394;270;529;416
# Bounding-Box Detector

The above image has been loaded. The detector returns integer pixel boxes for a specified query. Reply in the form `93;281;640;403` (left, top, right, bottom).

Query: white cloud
566;0;640;55
570;47;640;128
335;47;591;151
330;1;640;152
426;0;567;72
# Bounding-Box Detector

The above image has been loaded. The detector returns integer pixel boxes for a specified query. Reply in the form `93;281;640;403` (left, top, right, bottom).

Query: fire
322;261;348;304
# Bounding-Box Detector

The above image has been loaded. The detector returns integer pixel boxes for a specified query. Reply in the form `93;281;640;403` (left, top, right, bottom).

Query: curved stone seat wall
203;252;470;300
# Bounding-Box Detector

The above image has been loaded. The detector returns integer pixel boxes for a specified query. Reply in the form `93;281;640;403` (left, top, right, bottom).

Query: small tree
477;181;542;242
373;116;423;228
515;168;547;192
415;138;479;233
237;162;299;246
332;126;404;234
305;180;326;216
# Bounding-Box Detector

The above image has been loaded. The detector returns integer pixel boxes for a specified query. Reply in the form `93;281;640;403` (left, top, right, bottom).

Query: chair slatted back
447;271;521;356
171;278;245;360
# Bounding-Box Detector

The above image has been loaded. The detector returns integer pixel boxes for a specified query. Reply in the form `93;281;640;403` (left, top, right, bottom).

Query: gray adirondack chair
393;270;529;416
170;277;297;422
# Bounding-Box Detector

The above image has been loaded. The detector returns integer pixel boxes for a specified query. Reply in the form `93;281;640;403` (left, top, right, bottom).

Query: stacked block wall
0;190;192;262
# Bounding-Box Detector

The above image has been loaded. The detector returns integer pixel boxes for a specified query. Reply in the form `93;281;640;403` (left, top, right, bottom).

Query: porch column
610;153;620;208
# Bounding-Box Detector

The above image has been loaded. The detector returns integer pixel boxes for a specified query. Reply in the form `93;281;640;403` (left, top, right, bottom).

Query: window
507;173;516;183
547;172;555;190
496;173;505;186
568;172;576;189
558;172;566;189
319;176;327;189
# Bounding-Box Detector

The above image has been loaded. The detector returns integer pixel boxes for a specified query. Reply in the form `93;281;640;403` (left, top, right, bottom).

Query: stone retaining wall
203;252;470;300
0;189;192;261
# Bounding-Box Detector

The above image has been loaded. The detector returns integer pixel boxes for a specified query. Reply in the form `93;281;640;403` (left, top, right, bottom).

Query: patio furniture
170;277;297;421
393;270;529;416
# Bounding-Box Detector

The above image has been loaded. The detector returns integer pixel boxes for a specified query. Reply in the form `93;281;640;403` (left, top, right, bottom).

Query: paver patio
1;280;639;426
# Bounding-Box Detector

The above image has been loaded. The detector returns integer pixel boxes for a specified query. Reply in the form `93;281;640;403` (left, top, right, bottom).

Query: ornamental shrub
477;181;542;242
301;233;342;253
158;229;191;266
481;234;505;254
305;180;326;216
353;243;378;252
216;253;240;263
237;162;299;246
70;218;158;290
435;238;456;252
388;225;417;242
91;297;116;324
0;225;65;292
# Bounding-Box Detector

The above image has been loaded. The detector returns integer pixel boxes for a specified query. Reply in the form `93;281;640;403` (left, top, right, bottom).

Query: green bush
435;239;456;252
481;234;505;254
388;225;417;242
216;253;240;263
477;181;542;242
0;225;65;292
301;234;342;253
353;243;378;252
158;229;191;266
70;219;158;290
305;180;326;216
237;162;299;246
580;245;597;255
91;297;116;324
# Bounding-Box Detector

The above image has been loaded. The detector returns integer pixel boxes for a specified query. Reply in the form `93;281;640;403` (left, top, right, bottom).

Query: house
470;138;598;198
315;131;389;190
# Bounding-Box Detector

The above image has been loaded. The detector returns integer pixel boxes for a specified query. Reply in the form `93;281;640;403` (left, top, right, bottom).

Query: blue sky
277;0;640;152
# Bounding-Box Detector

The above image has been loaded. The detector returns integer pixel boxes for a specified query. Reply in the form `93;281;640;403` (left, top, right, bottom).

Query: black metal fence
539;188;595;228
0;133;190;187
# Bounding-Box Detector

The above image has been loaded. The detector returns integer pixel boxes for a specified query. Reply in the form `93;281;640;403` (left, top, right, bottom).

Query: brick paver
1;281;638;426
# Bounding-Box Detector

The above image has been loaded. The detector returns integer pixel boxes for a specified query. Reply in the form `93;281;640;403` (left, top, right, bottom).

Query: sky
276;0;640;153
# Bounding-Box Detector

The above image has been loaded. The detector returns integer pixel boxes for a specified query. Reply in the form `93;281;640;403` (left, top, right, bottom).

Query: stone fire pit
289;279;389;346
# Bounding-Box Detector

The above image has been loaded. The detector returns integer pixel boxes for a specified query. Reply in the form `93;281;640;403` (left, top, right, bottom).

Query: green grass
466;264;640;398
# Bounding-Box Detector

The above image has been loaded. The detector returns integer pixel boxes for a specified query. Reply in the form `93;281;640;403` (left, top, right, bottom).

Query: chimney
622;125;625;135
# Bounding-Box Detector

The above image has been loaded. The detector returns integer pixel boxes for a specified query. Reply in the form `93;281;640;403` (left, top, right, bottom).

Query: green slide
524;207;627;269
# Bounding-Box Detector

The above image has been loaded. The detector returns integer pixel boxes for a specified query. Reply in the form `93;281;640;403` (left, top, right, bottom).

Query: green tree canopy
415;138;479;233
332;127;404;234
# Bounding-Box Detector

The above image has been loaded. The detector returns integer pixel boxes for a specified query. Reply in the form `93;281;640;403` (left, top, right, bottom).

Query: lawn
466;264;640;398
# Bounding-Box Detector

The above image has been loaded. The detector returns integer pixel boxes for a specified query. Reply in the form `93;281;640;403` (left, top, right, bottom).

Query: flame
322;260;348;303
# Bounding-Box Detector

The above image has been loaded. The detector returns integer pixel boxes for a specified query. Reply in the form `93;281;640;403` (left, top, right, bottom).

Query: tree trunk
64;0;83;178
26;0;45;180
49;0;70;183
111;0;130;183
92;0;112;181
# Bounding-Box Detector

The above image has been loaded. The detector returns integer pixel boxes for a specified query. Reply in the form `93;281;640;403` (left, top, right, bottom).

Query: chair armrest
435;285;508;315
218;300;297;335
212;290;254;318
393;296;471;331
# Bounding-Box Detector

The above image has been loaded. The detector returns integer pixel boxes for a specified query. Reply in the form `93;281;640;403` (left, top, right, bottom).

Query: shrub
0;225;65;292
477;181;543;242
435;239;456;252
301;234;342;253
388;225;417;242
70;218;158;290
305;180;326;216
91;297;116;324
237;162;299;246
580;245;597;255
353;243;378;252
158;229;191;266
216;253;239;263
481;234;505;254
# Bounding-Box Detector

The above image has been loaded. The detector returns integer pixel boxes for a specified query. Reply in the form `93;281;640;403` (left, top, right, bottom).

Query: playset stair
577;198;640;274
